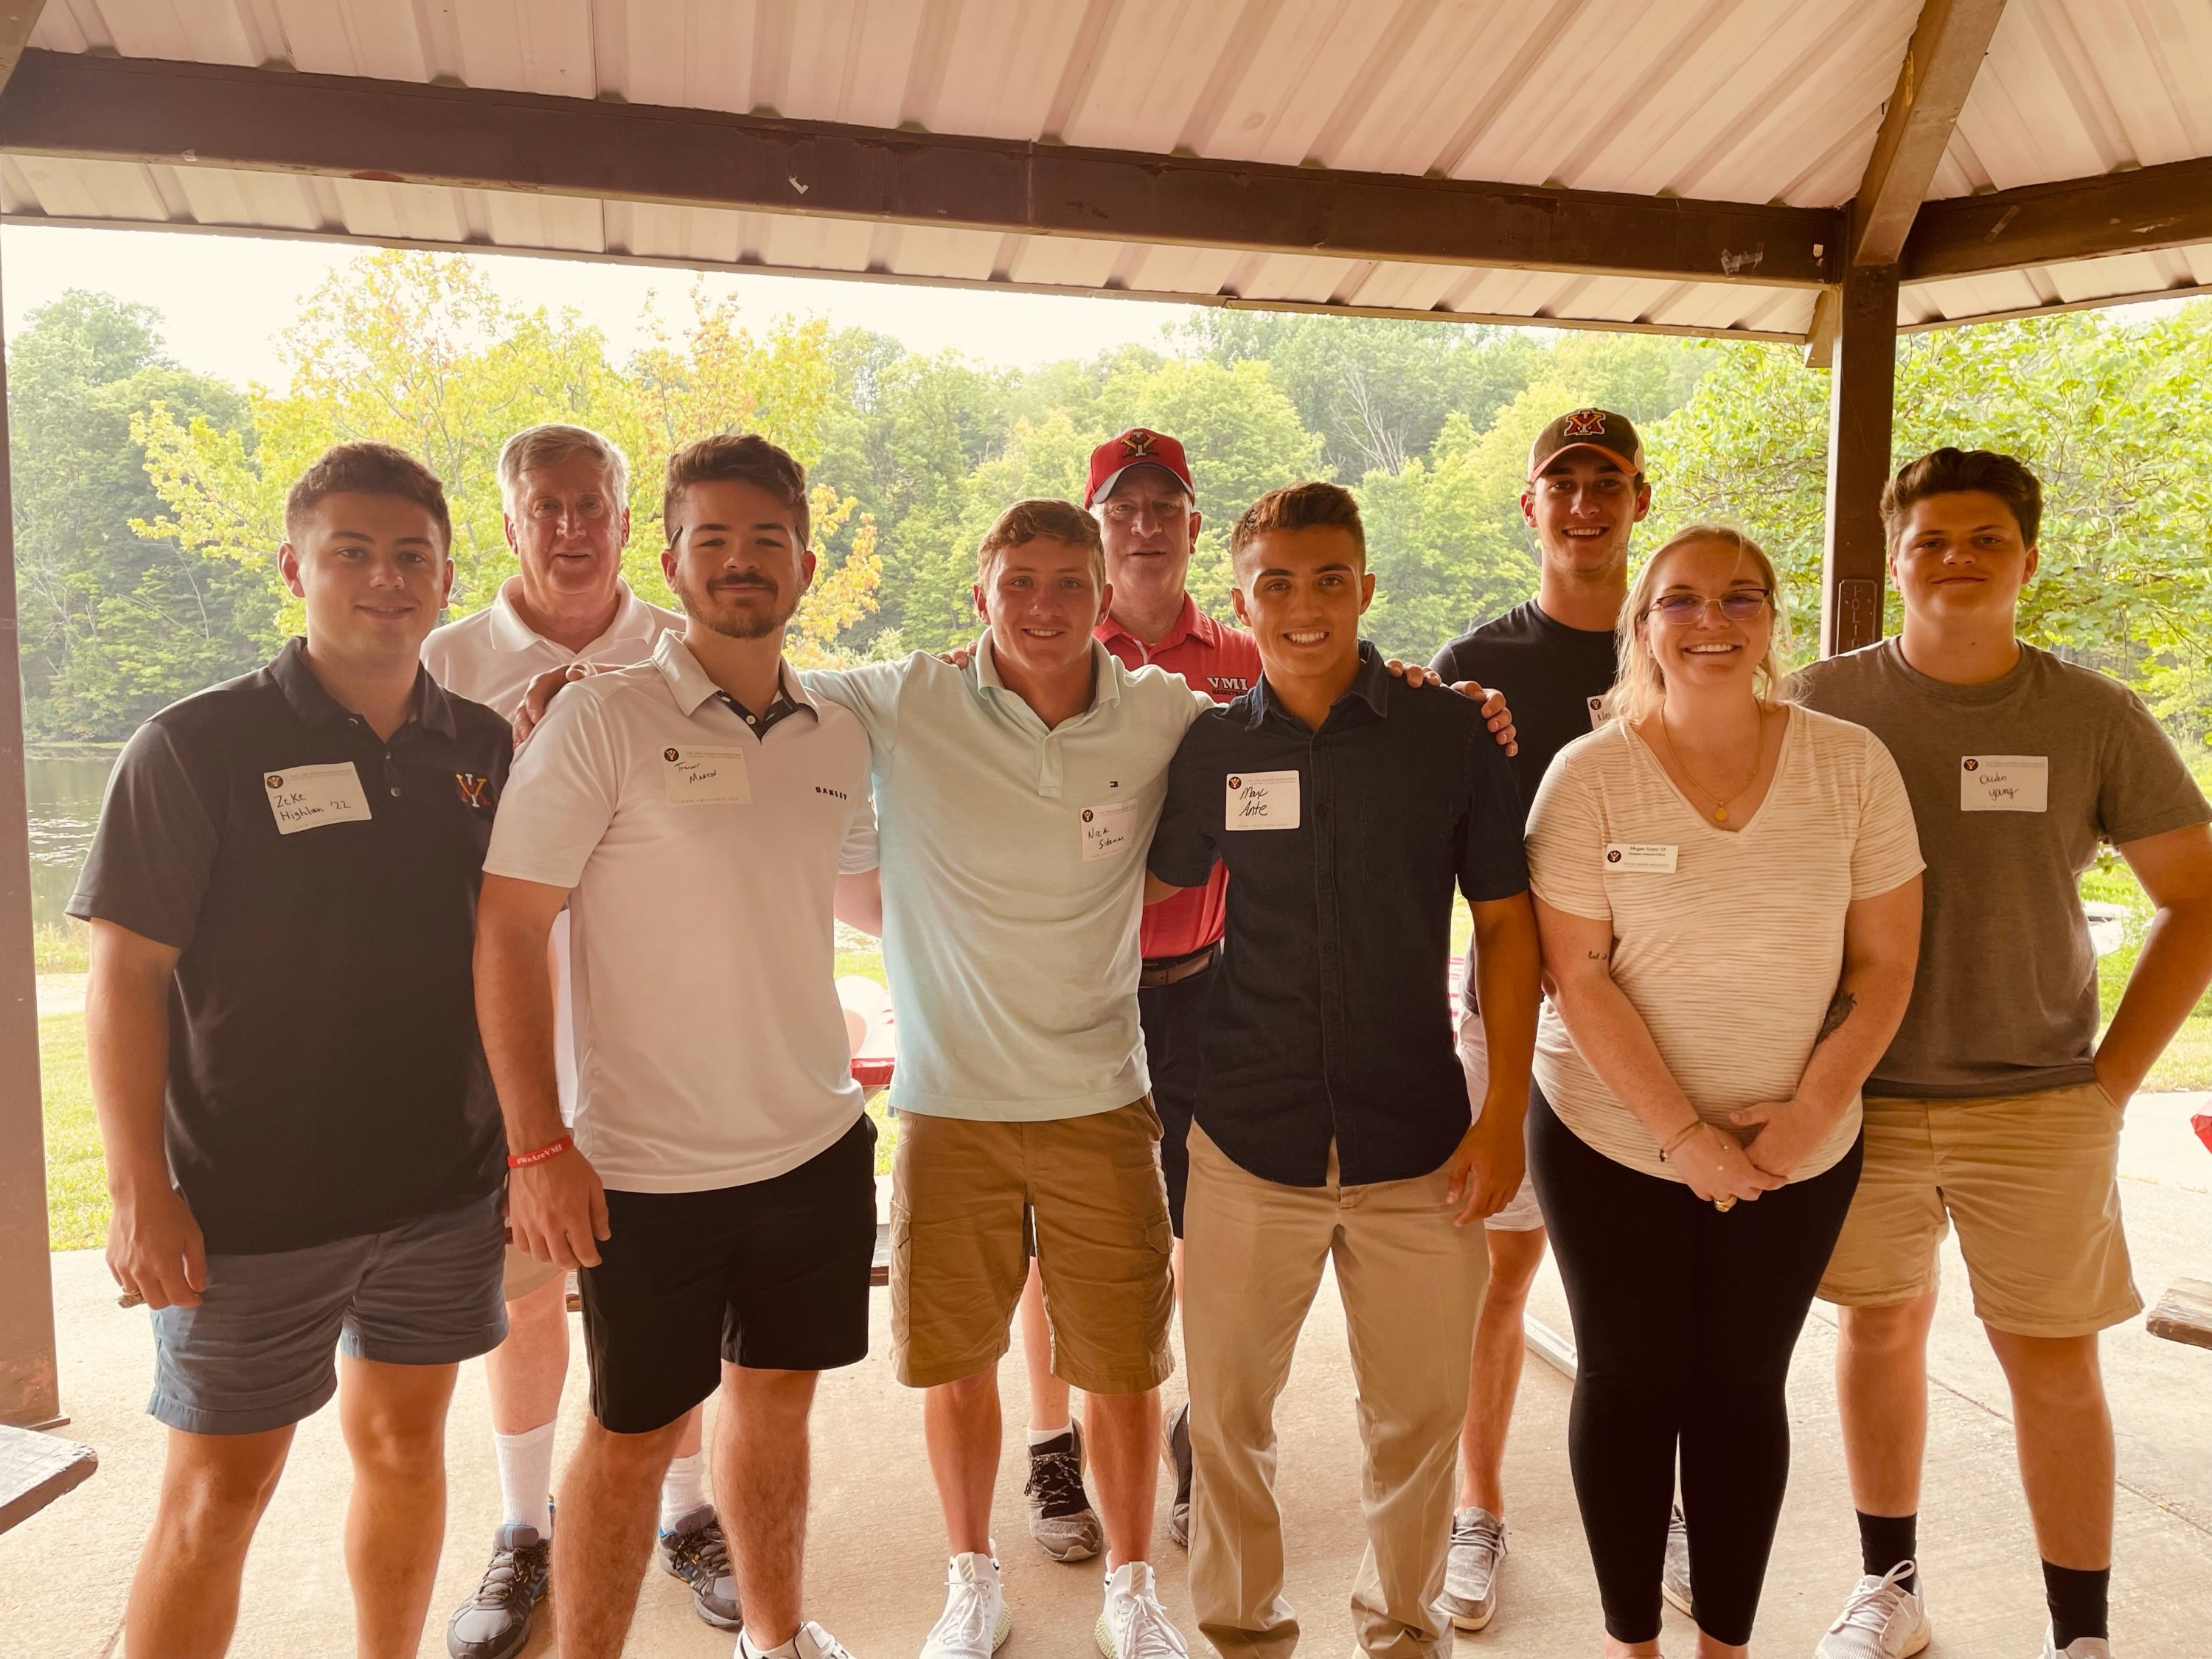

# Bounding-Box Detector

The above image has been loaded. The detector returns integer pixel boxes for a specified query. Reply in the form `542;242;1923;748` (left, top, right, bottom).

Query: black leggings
1527;1088;1863;1646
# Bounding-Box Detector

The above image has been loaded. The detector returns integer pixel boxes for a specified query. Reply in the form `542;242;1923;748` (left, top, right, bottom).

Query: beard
672;568;797;640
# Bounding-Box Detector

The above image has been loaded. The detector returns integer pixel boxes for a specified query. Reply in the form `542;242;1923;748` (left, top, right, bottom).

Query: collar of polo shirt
1246;639;1391;731
1100;592;1216;655
271;636;458;737
485;576;660;655
647;630;815;720
973;634;1124;714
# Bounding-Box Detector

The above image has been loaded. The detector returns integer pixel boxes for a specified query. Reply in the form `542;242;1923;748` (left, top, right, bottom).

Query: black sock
2042;1562;2110;1649
1855;1511;1918;1593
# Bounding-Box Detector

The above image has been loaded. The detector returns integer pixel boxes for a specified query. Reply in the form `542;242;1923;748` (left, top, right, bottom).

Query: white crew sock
493;1420;557;1537
1026;1422;1073;1447
739;1628;807;1659
660;1451;709;1531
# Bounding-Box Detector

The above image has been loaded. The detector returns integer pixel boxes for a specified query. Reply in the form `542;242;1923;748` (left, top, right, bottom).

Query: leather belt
1139;942;1222;989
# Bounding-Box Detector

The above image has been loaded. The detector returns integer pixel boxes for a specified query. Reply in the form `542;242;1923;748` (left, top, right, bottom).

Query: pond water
25;754;117;931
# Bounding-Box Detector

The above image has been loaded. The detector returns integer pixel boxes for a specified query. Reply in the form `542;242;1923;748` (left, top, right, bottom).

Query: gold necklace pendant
1713;805;1729;823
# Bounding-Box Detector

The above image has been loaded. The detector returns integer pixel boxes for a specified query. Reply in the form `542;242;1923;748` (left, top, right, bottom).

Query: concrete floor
9;1094;2212;1659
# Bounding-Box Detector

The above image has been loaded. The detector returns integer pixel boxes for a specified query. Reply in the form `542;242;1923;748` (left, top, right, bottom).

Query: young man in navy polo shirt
1147;481;1541;1659
74;443;512;1659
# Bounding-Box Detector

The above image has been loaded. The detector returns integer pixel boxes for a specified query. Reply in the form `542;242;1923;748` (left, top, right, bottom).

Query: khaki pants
1183;1125;1489;1659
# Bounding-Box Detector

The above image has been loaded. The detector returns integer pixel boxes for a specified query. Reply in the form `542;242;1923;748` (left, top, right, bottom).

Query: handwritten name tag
1604;843;1678;873
264;762;372;835
1225;770;1301;831
1960;754;2048;813
1079;801;1135;863
661;745;751;805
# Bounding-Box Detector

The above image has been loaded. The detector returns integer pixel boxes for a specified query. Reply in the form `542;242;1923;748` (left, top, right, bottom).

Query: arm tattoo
1814;990;1857;1047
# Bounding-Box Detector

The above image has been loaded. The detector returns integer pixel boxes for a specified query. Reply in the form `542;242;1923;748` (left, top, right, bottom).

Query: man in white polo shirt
428;425;726;1659
473;434;879;1659
812;499;1208;1659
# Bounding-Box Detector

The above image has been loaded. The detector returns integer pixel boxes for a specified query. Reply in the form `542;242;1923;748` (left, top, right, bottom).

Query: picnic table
0;1423;97;1535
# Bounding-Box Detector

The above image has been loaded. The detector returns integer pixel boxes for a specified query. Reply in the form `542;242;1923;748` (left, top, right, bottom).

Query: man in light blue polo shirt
806;499;1206;1659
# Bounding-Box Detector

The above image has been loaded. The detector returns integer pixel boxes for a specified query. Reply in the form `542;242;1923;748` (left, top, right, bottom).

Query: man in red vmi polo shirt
1006;427;1259;1568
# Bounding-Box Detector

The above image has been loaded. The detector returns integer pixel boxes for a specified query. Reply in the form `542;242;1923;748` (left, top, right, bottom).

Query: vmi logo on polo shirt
453;773;492;808
1206;676;1251;695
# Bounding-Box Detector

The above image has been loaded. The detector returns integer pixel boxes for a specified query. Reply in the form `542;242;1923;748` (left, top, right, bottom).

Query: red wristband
506;1135;572;1169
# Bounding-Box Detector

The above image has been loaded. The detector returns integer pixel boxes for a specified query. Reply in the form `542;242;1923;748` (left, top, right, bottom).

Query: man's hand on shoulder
512;661;599;748
1380;660;1517;757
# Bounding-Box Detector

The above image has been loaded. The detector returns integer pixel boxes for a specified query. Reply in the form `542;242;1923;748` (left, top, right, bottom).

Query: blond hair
975;498;1106;586
498;423;630;509
1601;525;1793;726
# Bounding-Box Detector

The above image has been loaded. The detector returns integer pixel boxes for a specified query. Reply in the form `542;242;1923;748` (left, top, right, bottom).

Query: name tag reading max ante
662;745;751;805
264;762;372;835
1225;771;1301;830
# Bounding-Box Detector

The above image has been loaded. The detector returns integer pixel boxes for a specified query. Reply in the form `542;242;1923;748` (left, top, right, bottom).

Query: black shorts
580;1114;877;1433
1138;959;1214;1237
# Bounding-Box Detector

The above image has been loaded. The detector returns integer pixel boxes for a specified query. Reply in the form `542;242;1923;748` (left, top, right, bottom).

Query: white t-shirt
484;633;880;1192
422;577;682;1121
1525;705;1923;1183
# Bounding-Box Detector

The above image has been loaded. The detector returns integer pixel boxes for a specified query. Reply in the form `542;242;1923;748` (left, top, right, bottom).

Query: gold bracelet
1658;1121;1704;1161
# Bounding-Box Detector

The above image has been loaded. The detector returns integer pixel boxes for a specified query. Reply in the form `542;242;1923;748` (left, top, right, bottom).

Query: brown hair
1881;447;2042;551
1603;524;1793;726
283;442;451;549
975;498;1105;585
1228;481;1365;567
663;433;810;546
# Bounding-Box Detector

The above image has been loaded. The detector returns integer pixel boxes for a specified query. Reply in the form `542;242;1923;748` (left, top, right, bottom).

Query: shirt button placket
1311;732;1346;1167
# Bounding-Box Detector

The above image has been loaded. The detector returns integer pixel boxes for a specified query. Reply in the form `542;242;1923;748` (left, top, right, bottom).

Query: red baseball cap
1084;428;1196;509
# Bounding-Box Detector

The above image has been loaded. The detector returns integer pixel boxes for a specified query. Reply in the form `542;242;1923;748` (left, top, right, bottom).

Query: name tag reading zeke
265;762;372;835
1225;770;1301;831
1960;755;2048;813
662;745;751;805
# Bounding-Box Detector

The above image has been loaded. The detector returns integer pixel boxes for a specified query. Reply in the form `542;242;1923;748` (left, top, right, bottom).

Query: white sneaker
743;1622;856;1659
1660;1504;1692;1617
2041;1632;2113;1659
1815;1562;1931;1659
1095;1559;1189;1659
919;1551;1012;1659
1439;1506;1506;1630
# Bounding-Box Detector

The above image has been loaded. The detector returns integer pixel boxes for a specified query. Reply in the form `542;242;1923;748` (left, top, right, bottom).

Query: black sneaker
1023;1422;1104;1562
1162;1402;1193;1548
656;1503;742;1631
445;1521;551;1659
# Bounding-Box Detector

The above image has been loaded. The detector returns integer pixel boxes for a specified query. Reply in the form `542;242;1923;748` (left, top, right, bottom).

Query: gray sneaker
445;1521;550;1659
1161;1402;1193;1548
655;1503;741;1631
1440;1506;1506;1631
1025;1422;1105;1562
1660;1503;1693;1617
1815;1562;1930;1658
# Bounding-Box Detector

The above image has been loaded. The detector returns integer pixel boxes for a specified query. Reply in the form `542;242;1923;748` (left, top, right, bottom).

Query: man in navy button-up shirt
1146;481;1539;1659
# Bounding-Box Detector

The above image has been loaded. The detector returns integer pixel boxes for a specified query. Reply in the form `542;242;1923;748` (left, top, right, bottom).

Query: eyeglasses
1649;588;1771;624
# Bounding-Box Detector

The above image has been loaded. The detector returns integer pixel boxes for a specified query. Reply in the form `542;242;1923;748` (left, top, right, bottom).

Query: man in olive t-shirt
1795;449;2212;1659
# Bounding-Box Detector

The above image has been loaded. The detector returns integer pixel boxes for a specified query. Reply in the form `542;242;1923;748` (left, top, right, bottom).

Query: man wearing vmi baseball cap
1425;405;1664;1633
1001;427;1264;1568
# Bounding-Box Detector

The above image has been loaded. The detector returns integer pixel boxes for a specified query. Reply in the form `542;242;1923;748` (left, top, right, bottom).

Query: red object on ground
2193;1113;2211;1154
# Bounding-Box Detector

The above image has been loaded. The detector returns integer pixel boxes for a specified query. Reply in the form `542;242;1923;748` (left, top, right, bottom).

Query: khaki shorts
1818;1079;2141;1338
890;1099;1175;1394
501;1240;563;1304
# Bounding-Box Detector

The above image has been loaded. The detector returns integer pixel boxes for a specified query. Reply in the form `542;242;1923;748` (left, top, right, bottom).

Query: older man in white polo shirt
475;434;880;1659
429;425;728;1659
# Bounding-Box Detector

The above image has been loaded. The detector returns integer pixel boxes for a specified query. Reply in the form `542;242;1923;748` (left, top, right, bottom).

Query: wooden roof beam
1850;0;2009;267
0;49;1838;290
1904;153;2212;279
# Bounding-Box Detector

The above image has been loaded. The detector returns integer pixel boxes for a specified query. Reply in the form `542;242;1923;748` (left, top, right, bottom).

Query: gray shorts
150;1190;507;1436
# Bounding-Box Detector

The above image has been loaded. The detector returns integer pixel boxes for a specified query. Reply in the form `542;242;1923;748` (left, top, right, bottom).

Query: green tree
10;291;268;738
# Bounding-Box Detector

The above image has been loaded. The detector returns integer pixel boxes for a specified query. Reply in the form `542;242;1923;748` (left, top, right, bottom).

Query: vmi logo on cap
1121;429;1156;456
1562;408;1608;437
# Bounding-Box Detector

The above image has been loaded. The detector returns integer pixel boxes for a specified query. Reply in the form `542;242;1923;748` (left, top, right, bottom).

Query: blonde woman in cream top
1520;526;1923;1659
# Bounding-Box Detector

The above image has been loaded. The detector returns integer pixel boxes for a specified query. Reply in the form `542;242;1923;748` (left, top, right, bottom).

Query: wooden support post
0;234;60;1427
1820;259;1901;657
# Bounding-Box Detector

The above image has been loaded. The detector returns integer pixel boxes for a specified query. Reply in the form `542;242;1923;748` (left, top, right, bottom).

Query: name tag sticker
1587;695;1606;730
1225;770;1301;831
1079;801;1135;862
661;745;751;805
264;762;372;835
1604;842;1678;873
1960;754;2048;813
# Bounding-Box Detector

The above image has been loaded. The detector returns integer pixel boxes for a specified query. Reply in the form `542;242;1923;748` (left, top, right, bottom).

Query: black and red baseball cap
1526;408;1645;483
1084;428;1196;509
